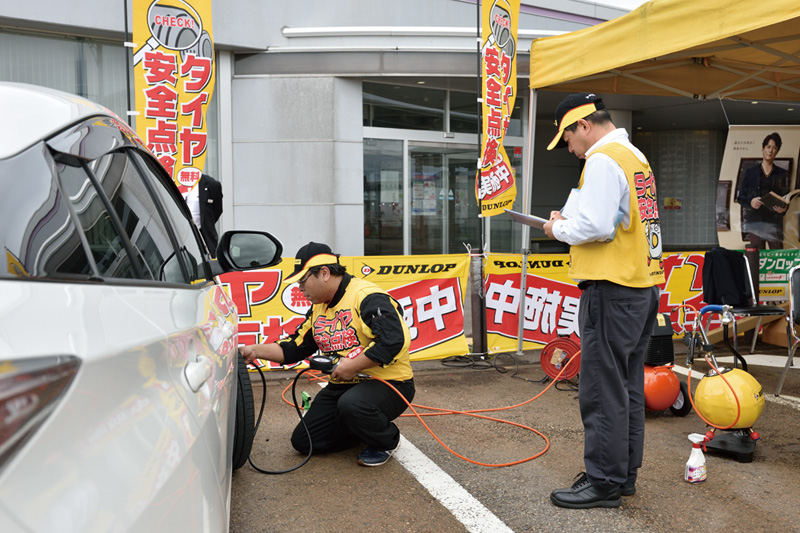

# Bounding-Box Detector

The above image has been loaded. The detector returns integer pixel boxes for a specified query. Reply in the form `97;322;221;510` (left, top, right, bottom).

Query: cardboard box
761;318;792;348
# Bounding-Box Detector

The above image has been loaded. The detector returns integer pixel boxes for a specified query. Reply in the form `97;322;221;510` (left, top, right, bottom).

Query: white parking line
394;436;514;533
316;381;512;532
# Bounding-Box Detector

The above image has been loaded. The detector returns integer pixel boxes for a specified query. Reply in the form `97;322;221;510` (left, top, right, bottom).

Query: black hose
721;323;748;372
247;366;314;474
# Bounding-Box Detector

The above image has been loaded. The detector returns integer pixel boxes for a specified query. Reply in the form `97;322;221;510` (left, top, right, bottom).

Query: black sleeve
208;177;223;222
359;292;408;366
277;308;319;364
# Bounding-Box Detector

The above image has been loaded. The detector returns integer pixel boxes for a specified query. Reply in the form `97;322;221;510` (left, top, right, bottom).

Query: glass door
409;144;480;255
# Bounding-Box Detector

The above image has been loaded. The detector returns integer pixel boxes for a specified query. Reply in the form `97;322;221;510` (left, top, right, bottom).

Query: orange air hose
276;354;579;467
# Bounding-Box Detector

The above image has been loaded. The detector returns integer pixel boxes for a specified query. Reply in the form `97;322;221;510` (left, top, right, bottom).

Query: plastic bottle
685;433;707;483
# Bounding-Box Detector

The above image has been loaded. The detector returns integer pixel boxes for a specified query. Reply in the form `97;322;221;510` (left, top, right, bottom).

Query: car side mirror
212;231;283;275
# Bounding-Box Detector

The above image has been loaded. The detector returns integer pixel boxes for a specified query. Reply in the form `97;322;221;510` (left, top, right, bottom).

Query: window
0;148;95;280
363;82;527;255
58;161;141;280
363;82;445;131
364;139;404;255
133;151;208;283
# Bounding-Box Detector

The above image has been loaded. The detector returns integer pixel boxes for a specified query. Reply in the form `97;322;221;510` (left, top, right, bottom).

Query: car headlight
0;356;80;470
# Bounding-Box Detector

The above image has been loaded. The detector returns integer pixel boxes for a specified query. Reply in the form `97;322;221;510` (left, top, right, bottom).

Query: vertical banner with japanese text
132;0;214;194
220;254;470;370
484;252;712;353
476;0;519;216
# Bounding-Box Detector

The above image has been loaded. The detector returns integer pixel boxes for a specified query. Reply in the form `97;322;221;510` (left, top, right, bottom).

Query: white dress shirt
183;184;202;229
553;128;648;245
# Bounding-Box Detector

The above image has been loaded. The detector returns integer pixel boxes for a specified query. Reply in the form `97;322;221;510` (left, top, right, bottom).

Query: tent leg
516;88;537;355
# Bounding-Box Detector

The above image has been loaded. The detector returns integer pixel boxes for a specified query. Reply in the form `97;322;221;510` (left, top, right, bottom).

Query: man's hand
543;210;564;239
331;357;359;381
240;343;285;365
751;197;763;209
331;353;376;382
239;345;260;365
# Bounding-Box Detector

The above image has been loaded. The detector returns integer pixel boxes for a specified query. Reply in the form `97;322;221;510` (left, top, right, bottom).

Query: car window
88;150;205;284
131;151;209;284
57;161;141;279
1;120;209;286
0;145;96;280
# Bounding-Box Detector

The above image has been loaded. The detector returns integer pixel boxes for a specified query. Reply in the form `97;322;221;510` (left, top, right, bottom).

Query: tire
232;351;255;470
669;380;693;417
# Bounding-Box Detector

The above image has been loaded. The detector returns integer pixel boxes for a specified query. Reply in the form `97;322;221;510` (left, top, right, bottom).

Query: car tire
232;351;255;470
669;380;693;417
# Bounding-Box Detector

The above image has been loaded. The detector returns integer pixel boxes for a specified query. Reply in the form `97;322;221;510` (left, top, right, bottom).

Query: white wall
230;76;364;256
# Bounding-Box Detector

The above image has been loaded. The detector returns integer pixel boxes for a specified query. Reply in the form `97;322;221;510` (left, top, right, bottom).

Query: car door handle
184;355;213;392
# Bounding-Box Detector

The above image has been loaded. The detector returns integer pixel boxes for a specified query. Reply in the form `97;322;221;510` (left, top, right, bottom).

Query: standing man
240;242;414;466
184;173;223;257
737;132;789;250
543;93;665;509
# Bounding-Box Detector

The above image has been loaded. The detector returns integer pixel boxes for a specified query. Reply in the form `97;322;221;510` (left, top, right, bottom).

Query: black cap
284;242;340;283
547;93;606;150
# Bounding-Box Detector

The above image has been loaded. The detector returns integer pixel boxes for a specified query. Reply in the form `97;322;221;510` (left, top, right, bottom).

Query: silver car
0;82;280;532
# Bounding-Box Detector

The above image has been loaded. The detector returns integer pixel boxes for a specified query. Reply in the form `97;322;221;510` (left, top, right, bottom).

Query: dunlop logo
377;263;457;275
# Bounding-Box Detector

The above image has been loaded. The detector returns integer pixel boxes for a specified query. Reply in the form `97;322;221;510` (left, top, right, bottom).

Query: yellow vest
569;142;666;288
311;277;413;381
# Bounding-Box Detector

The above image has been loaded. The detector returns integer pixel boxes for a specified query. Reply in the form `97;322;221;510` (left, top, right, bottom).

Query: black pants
578;281;659;491
291;378;415;454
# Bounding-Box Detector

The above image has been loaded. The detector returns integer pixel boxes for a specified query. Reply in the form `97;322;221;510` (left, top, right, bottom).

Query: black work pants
291;378;415;454
578;281;659;491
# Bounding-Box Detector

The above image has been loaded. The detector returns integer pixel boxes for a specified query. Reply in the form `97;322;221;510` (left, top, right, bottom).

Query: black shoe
550;472;622;509
621;483;636;496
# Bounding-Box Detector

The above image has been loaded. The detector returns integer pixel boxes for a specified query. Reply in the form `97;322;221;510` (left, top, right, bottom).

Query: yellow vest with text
569;142;666;288
310;277;413;382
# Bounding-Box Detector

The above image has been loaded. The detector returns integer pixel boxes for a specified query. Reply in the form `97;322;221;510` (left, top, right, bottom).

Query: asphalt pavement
230;338;800;532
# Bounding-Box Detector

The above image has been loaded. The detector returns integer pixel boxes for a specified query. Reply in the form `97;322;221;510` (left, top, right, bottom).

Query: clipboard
504;209;548;229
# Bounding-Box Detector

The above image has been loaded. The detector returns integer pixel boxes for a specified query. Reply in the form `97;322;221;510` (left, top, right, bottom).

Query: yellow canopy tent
529;0;800;100
512;0;800;351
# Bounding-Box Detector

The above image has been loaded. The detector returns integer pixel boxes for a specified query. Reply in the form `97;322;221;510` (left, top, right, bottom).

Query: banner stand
470;250;488;355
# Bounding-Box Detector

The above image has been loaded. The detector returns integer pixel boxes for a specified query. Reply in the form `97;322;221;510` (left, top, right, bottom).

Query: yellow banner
219;254;470;369
484;251;710;354
132;0;215;194
476;0;519;217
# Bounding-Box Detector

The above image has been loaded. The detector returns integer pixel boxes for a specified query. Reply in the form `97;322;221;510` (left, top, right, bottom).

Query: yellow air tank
694;368;764;429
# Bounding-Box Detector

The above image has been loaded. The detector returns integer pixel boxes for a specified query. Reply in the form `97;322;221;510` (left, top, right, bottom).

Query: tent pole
516;88;537;354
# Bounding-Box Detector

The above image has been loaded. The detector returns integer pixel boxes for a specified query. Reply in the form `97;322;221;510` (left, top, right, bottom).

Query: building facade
1;0;663;257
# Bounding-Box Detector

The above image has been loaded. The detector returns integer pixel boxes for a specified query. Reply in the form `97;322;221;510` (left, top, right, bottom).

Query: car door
19;116;233;530
78;145;237;530
128;150;241;506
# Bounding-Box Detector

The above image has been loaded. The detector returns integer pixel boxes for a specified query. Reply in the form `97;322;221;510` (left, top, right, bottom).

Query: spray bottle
685;433;707;483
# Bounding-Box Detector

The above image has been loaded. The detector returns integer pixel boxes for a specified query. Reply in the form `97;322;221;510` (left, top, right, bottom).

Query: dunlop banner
132;0;215;194
484;252;712;354
759;248;800;301
220;254;470;370
476;0;519;217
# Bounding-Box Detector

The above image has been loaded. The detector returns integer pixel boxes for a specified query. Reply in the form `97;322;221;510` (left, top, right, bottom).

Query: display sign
759;248;800;301
132;0;215;194
220;254;470;370
484;252;712;353
476;0;519;217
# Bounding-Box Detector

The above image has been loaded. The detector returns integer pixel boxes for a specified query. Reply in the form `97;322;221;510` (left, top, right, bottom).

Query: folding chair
775;264;800;396
702;247;787;369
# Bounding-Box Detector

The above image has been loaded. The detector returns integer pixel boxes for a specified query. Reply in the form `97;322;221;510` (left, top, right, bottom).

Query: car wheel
232;351;255;470
669;380;693;417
